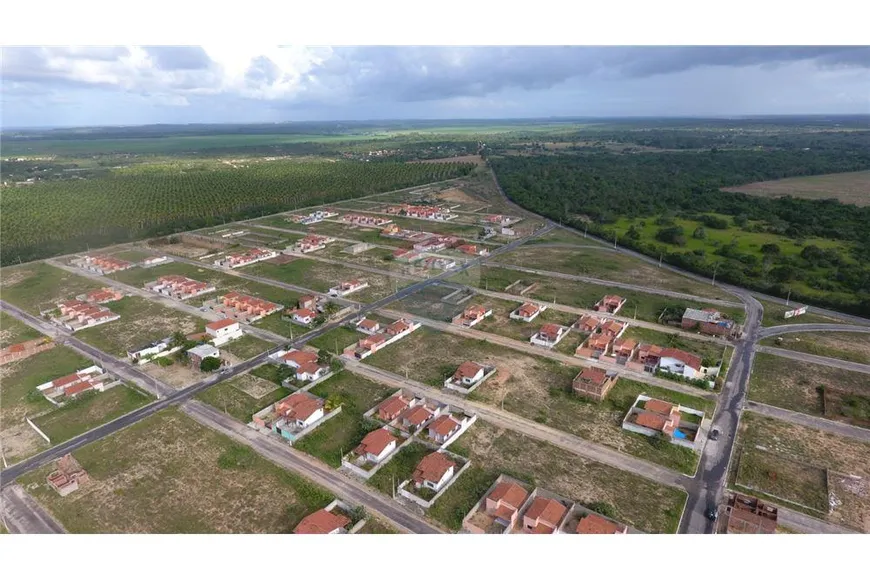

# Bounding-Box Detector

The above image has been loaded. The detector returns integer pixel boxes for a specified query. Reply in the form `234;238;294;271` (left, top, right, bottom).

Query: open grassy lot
321;244;397;269
731;411;870;532
723;170;870;207
392;285;467;321
757;298;860;327
491;245;730;300
761;332;870;365
363;327;710;474
220;335;274;360
107;249;155;263
352;211;488;239
246;258;408;303
294;371;395;467
75;296;206;357
110;260;299;307
33;386;152;445
621;326;727;367
525;227;610;247
747;352;868;418
0;311;43;348
0;262;103;314
306;325;363;354
432;421;687;533
367;442;431;497
735;447;830;513
196;373;290;423
252;216;409;248
17;409;336;533
0;346;94;463
451;265;744;324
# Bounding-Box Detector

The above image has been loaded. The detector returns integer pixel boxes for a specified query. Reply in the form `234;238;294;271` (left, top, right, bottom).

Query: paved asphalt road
489;263;744;309
758;323;870;339
0;485;66;534
181;400;443;534
777;506;857;534
756;345;870;375
343;358;691;490
746;401;870;443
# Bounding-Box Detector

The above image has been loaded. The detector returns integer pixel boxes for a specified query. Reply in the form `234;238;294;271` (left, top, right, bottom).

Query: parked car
710;429;720;441
705;505;718;521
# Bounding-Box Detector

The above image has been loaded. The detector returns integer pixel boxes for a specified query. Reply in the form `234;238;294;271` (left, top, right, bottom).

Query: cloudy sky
1;46;868;127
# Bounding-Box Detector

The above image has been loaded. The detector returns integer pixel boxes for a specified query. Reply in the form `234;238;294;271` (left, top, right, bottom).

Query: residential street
777;507;856;534
376;307;718;401
0;485;66;534
745;401;870;443
342;358;692;491
755;345;870;374
758;323;870;339
181;400;443;534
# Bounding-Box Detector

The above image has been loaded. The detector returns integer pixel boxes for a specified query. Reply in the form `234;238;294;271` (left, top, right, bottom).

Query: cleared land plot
252;216;407;248
246;258;409;303
306;325;363;355
0;346;93;462
32;386;152;446
757;299;859;327
363;327;711;474
451;265;745;324
392;285;467;322
196;373;290;424
491;246;731;300
735;447;830;513
107;249;154;263
731;411;870;532
748;352;869;419
16;409;336;533
75;296;206;357
525;227;610;247
433;421;687;533
109;260;299;307
0;262;103;314
294;371;395;467
0;311;43;348
320;244;398;269
761;332;870;365
220;335;274;360
723;170;870;207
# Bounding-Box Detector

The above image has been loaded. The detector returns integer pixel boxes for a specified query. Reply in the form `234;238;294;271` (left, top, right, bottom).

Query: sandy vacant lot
723;170;870;207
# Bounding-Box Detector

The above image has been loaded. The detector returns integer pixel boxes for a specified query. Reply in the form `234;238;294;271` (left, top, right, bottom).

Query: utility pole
786;289;791;306
659;253;663;268
584;224;588;238
613;232;617;249
712;262;720;286
634;305;637;320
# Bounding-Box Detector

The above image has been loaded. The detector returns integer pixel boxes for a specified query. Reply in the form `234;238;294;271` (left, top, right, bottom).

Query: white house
354;428;398;464
295;362;329;382
510;302;545;322
127;338;180;364
445;361;485;388
288;308;317;325
530;324;569;348
187;344;220;367
658;349;704;379
355;318;381;334
413;452;456;492
328;280;369;297
205;319;244;346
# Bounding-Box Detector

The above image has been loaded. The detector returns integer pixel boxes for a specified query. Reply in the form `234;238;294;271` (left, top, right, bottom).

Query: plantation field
363;327;710;474
435;421;687;533
723;170;870;207
1;159;473;265
731;411;870;532
16;409;337;533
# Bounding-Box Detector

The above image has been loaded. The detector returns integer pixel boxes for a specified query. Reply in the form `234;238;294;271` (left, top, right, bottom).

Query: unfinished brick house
572;367;619;402
0;337;55;365
682;307;735;337
574;314;602;333
593;295;627;314
603;337;638;365
522;497;569;534
46;454;89;496
724;493;778;534
575;334;612;359
145;275;215;300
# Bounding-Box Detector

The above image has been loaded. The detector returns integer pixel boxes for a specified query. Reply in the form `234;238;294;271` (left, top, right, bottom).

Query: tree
761;243;781;256
200;356;222;372
317;349;331;364
692;226;706;240
330;356;345;373
588;502;617;519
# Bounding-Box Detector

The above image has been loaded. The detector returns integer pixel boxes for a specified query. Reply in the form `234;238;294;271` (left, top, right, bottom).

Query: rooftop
413;452;456;485
294;509;351;534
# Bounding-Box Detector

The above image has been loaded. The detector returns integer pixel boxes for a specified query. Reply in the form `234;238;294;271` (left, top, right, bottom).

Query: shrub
200;357;222;372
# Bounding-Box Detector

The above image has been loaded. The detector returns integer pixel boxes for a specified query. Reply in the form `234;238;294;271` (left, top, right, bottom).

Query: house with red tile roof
427;414;462;444
599;319;627;338
575;333;613;359
71;254;134;274
576;513;628;534
293;234;334;254
510;302;545;322
355;318;381;334
77;287;124;304
375;394;415;422
145;275;215;300
205;318;244;345
521;496;569;534
285;307;317;326
400;404;436;432
214;247;278;269
212;292;282;322
574;314;602;333
36;365;108;401
593;295;627;314
572;367;619;402
530;323;568;348
451;304;493;327
298;295;319;311
412;452;456;492
604;337;638;365
627;344;703;379
341;213;392;227
484;481;530;529
254;391;327;441
347;319;421;360
294;508;351;534
354;428;398;464
54;299;120;331
0;337;55;366
622;394;705;450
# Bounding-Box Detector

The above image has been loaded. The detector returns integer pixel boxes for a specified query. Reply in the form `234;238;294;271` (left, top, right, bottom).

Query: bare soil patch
438;187;485;205
1;423;48;465
723;170;870;207
230;373;278;399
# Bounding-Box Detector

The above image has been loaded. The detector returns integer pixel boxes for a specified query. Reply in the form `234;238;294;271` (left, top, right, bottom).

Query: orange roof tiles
644;399;676;415
454;361;484;380
634;410;669;431
206;318;237;331
489;482;529;509
401;405;434;427
355;428;397;457
576;513;626;534
377;395;410;419
277;392;323;422
524;497;567;529
428;414;460;437
413;452;456;485
294;509;351;534
281;350;319;367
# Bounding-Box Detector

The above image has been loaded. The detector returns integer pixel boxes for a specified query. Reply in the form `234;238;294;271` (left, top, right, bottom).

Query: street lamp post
712;262;720;286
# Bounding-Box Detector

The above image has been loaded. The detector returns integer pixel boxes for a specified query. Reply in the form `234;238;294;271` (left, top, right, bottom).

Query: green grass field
367;442;431;497
33;386;152;444
760;332;870;365
196;375;291;423
220;335;274;360
0;311;43;348
0;262;103;314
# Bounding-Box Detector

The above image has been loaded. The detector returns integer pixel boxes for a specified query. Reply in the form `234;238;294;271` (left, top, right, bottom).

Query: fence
397;450;472;509
341;429;415;480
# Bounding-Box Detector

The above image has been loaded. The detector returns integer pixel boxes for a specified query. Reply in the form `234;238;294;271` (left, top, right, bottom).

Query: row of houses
463;475;630;535
339;213;392;227
286;210;338;225
203;292;283;324
54;297;121;331
144;275;216;301
345;318;421;359
213;247;278;269
36;365;116;402
70;254;134;275
384;204;453;221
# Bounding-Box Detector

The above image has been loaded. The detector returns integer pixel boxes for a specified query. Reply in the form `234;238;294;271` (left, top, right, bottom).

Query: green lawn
0;311;43;348
74;296;206;356
757;298;859;327
16;409;335;533
220;335;274;360
0;262;103;313
33;385;152;444
440;421;687;533
196;375;292;423
368;442;431;496
294;371;395;467
760;332;870;364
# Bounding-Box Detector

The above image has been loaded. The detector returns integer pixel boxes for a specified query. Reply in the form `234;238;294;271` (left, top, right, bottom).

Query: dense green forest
1;160;473;265
492;147;870;314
